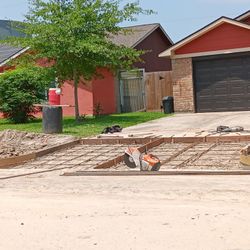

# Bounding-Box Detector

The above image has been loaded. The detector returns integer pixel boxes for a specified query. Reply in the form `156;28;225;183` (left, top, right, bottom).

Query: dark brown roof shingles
109;23;160;48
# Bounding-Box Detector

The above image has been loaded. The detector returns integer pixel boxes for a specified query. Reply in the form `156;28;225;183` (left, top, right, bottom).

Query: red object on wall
175;23;250;55
49;88;61;105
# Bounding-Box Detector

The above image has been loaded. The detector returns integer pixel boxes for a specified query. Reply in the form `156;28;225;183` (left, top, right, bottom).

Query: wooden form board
0;139;81;169
63;170;250;176
82;134;250;145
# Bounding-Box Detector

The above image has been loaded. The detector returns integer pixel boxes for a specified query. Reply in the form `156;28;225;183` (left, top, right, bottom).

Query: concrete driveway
121;111;250;137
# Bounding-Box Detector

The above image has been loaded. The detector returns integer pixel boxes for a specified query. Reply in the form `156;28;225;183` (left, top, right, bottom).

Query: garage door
193;53;250;112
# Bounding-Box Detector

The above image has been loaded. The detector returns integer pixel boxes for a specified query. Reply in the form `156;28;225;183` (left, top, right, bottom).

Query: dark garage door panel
194;53;250;112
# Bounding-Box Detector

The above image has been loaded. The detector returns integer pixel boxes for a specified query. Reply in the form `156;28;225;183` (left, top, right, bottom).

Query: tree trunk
73;70;80;122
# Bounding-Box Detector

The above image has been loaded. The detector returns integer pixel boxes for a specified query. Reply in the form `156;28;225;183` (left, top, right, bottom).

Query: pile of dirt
0;130;77;159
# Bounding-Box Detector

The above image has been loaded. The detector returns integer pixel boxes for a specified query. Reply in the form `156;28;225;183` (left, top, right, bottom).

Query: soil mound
0;130;76;159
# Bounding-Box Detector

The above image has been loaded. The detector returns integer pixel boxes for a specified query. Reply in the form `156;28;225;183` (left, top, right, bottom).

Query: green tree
4;0;152;121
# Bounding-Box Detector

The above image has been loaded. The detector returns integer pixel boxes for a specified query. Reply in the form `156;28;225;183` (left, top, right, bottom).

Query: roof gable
241;16;250;25
110;23;173;48
235;10;250;22
175;22;250;55
160;17;250;58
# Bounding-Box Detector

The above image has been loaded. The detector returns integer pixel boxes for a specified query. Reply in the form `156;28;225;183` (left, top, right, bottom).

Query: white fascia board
171;47;250;59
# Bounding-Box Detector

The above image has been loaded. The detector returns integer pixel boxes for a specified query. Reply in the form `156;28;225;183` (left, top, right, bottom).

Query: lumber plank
63;170;250;176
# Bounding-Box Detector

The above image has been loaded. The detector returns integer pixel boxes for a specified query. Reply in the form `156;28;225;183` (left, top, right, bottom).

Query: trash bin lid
162;96;173;101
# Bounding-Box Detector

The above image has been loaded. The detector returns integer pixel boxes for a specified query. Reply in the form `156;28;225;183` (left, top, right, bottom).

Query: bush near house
0;67;53;123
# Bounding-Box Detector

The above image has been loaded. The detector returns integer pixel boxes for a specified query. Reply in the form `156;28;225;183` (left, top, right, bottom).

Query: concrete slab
118;111;250;137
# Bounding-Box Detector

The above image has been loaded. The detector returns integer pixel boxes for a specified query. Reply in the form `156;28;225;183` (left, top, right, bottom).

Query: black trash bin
162;96;174;114
42;106;63;134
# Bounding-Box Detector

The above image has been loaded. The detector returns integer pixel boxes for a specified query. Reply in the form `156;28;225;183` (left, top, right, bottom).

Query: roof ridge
235;10;250;20
121;23;160;29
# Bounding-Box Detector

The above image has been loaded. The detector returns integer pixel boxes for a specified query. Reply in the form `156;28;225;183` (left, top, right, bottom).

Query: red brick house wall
172;58;194;112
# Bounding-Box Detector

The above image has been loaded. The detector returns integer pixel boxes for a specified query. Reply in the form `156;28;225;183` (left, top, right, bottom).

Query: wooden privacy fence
145;71;173;111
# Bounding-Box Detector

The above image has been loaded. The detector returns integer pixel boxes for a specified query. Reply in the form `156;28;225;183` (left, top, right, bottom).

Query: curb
63;170;250;176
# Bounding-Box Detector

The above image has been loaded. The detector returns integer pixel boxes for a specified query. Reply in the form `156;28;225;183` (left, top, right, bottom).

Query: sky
0;0;249;42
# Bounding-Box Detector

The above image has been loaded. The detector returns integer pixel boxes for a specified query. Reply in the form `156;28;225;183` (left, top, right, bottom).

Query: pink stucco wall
92;68;116;115
61;79;94;116
60;69;116;116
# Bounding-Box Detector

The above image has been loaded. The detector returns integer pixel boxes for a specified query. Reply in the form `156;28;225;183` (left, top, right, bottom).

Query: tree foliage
3;0;152;120
0;67;53;123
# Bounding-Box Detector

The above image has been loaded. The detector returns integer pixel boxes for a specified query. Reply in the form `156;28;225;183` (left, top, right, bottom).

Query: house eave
170;47;250;59
235;10;250;21
0;47;29;67
159;17;250;58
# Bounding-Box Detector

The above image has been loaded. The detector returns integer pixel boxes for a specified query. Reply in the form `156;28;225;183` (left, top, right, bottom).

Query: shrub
93;102;103;117
0;67;53;123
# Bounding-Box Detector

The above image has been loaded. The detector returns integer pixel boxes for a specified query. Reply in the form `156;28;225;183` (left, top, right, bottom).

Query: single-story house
0;21;173;115
159;10;250;113
61;23;173;115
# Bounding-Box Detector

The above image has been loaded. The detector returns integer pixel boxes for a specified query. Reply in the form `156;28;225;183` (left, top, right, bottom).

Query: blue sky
0;0;249;42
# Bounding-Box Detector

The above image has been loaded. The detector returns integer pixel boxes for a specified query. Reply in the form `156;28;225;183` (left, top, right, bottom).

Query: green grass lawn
0;112;168;137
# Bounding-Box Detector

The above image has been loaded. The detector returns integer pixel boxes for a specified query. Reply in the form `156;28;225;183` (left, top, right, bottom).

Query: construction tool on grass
124;147;161;171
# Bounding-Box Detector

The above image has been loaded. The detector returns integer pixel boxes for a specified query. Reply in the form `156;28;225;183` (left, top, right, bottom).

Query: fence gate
145;71;173;111
119;69;146;113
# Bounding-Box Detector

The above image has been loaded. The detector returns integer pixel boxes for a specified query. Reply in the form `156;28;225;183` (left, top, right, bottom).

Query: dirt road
1;173;250;250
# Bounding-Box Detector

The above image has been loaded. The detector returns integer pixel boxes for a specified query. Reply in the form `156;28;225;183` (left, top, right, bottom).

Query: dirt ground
1;129;250;249
1;172;250;250
0;130;76;158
